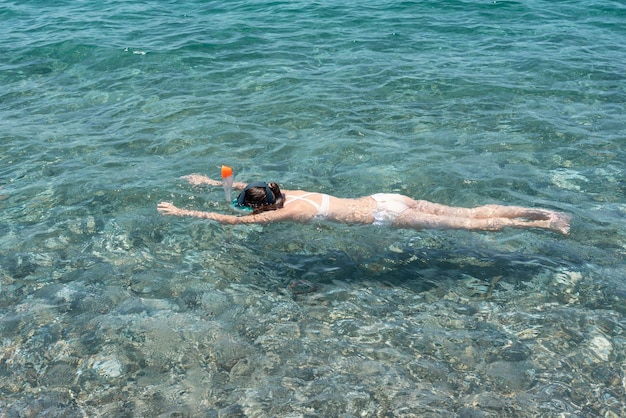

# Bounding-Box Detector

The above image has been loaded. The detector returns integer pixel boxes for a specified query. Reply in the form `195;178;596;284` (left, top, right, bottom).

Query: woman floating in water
158;173;571;235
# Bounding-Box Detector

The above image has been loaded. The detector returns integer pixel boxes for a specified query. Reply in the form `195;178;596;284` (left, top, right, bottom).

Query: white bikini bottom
371;193;410;225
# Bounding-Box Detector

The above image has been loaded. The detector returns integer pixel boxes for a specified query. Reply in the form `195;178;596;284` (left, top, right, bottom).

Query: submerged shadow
272;241;579;296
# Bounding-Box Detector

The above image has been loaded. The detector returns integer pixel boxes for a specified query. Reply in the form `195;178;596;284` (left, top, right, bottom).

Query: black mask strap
236;181;275;207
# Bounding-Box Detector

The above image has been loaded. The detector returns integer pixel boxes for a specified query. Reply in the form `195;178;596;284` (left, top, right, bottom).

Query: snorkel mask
234;181;275;210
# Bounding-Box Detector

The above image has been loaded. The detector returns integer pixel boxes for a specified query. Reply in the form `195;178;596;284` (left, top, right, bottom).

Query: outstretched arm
157;202;237;224
157;202;296;224
181;174;248;190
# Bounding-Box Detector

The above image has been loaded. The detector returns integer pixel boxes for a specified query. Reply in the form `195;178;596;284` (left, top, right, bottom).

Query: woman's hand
181;173;249;190
181;174;221;187
157;202;184;216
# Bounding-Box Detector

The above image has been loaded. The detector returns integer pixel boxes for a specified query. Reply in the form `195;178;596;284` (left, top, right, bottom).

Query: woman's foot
549;212;572;235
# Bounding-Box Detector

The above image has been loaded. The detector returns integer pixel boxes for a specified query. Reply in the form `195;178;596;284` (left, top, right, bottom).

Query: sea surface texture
1;0;625;416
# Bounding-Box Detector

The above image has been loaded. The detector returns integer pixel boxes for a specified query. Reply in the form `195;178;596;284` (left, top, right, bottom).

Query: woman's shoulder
282;189;309;195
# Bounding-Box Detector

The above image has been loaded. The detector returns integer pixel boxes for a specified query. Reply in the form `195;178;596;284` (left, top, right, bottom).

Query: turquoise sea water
1;0;625;416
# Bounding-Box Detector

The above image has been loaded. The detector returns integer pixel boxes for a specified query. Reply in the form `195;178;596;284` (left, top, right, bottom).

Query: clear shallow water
1;0;625;416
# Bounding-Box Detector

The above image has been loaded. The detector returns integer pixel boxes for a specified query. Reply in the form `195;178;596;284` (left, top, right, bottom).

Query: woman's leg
467;204;557;220
409;199;560;221
394;210;570;234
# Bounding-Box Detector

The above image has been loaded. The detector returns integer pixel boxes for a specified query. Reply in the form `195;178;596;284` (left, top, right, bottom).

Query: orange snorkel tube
221;165;233;202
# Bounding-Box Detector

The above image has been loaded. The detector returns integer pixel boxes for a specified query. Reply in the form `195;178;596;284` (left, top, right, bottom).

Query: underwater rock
218;404;246;417
200;290;231;316
586;334;613;362
456;407;490;418
287;279;319;295
91;353;123;378
2;253;37;278
407;359;451;382
41;362;76;388
485;361;534;391
229;357;254;377
4;392;84;418
497;340;531;362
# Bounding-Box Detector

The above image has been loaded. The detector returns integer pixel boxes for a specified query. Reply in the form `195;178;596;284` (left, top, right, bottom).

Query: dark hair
237;182;285;214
